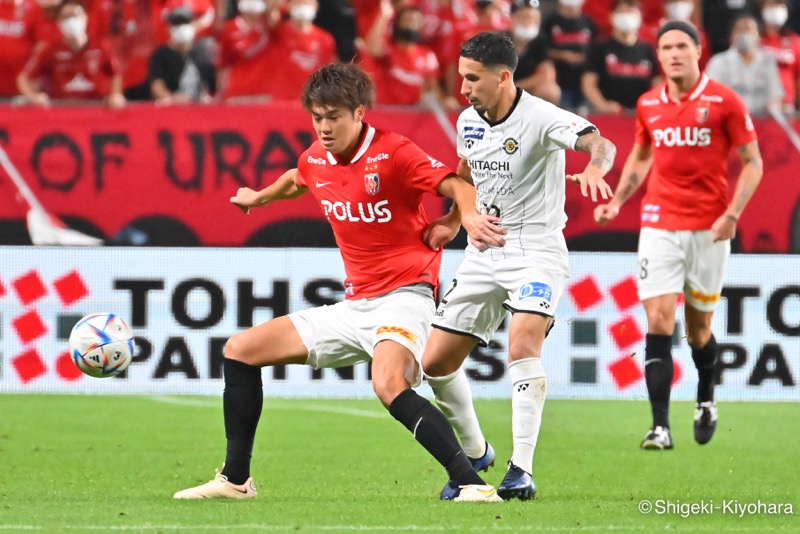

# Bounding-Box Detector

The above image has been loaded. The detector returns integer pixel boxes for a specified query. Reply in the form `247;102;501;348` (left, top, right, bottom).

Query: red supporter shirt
761;33;800;106
363;42;439;105
634;74;757;230
217;16;270;98
295;124;452;299
22;38;119;100
88;0;160;89
0;0;37;97
263;21;336;102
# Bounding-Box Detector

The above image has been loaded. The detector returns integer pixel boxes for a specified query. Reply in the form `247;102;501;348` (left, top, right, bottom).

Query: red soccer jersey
0;0;37;97
217;16;270;98
363;42;439;106
634;74;757;230
295;124;452;300
761;32;800;107
262;21;336;102
22;37;119;100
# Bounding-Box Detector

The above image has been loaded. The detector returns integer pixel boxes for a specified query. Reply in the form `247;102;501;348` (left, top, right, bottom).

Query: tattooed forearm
589;138;617;173
576;131;616;172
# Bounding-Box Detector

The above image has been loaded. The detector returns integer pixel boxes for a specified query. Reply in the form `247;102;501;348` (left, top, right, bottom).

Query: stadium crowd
2;0;800;115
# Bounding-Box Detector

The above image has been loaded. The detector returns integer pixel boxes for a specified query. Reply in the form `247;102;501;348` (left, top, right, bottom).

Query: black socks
389;389;484;486
220;358;263;485
691;334;718;404
645;333;673;429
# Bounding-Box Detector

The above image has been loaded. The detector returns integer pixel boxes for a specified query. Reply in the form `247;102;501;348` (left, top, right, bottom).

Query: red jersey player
595;21;763;450
173;63;506;502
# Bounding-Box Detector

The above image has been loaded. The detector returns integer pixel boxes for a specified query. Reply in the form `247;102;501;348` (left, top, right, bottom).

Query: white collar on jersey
660;73;710;104
326;125;376;165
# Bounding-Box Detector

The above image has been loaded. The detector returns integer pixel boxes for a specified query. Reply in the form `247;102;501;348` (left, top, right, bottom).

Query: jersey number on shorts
441;278;458;304
639;258;648;280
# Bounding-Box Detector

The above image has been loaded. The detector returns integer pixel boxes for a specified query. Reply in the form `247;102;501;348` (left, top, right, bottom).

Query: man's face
657;29;700;80
459;57;505;115
310;104;365;156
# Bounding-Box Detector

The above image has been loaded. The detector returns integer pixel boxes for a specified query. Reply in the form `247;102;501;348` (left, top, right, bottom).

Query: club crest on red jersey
364;173;380;195
696;105;709;124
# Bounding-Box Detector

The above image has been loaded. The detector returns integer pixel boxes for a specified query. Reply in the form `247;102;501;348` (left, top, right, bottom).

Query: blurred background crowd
2;0;800;116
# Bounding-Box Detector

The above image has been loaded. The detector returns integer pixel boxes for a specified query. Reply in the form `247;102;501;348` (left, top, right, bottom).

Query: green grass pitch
1;395;797;533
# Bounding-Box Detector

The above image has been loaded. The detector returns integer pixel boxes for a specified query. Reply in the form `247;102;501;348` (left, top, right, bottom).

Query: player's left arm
433;173;507;250
711;140;763;242
568;129;616;202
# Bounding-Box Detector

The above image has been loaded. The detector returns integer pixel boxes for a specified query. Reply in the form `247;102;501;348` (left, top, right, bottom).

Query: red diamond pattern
12;349;47;383
12;310;48;345
609;276;639;311
12;270;47;306
608;315;644;350
672;360;682;386
55;351;83;381
0;277;6;298
568;275;603;311
608;356;643;390
53;270;89;307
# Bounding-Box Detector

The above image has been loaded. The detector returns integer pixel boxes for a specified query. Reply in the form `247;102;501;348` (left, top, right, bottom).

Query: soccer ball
69;313;135;378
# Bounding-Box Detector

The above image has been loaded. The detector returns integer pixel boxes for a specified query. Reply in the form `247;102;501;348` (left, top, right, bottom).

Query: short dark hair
656;20;700;45
301;63;375;112
460;31;518;72
57;0;84;16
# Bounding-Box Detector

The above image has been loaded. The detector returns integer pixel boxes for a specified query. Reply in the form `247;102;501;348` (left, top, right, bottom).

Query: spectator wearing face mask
582;0;657;114
509;0;560;104
701;0;758;56
160;0;216;41
581;0;663;39
0;0;38;98
706;14;784;116
148;7;216;104
542;0;595;112
16;0;125;108
362;1;455;109
760;0;800;112
640;0;710;68
216;0;279;100
260;0;336;101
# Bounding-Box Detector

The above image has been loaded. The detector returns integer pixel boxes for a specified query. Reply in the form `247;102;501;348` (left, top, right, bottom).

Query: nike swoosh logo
316;181;332;188
648;115;661;124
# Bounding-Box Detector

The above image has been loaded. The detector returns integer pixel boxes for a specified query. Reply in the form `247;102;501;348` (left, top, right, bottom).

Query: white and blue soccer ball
69;313;134;378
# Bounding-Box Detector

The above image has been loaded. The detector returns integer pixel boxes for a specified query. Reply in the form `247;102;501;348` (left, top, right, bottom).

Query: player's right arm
594;142;653;225
422;158;478;250
229;168;308;214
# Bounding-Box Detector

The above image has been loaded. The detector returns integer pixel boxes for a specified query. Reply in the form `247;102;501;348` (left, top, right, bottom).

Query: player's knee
422;357;458;378
686;328;712;349
224;333;250;363
372;377;405;407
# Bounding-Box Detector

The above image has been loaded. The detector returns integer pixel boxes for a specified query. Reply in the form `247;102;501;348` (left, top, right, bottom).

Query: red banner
0;103;792;251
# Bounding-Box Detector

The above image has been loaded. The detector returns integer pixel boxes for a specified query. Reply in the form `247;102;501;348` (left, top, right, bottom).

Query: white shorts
288;286;435;386
637;227;730;312
432;254;568;345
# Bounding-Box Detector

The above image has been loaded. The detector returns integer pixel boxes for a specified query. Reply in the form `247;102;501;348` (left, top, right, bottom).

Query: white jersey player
421;31;617;501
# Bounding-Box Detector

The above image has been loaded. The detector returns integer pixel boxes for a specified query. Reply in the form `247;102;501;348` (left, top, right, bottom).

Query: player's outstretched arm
568;130;616;201
229;168;308;214
711;140;763;242
423;158;476;250
594;142;653;225
436;172;507;249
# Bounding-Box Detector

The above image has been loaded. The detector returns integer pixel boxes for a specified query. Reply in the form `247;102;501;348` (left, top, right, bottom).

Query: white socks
509;357;546;474
426;367;487;458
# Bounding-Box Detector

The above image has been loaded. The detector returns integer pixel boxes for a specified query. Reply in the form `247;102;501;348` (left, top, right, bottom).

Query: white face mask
734;31;758;53
59;14;87;39
559;0;584;8
665;1;694;21
170;24;195;45
238;0;266;14
612;12;641;33
513;24;540;41
762;6;789;27
290;4;317;22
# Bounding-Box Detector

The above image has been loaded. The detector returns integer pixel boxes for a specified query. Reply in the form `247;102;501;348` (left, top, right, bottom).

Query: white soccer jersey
457;89;596;270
